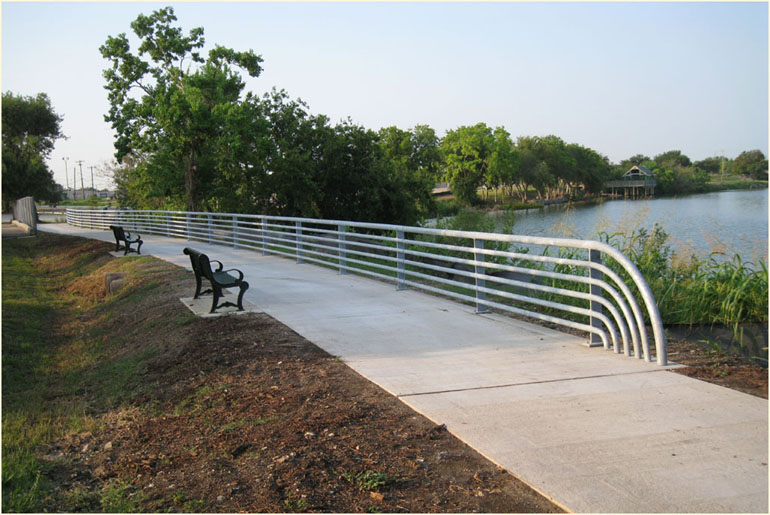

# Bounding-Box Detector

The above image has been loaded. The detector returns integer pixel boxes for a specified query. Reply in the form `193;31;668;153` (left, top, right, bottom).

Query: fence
13;196;38;234
66;208;667;365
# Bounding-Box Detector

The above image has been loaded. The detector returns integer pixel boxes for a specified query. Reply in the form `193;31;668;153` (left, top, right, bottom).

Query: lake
501;189;768;263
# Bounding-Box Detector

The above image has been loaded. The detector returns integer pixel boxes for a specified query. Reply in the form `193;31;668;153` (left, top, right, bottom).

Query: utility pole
76;160;85;199
721;150;725;183
62;157;70;195
90;166;95;194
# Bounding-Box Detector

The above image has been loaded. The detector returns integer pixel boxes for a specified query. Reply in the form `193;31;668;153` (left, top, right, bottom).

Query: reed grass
600;225;768;332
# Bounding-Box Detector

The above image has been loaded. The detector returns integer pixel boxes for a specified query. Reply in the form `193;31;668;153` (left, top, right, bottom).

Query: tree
377;124;440;215
567;143;609;195
732;150;768;180
1;92;64;206
694;156;723;175
441;123;495;206
487;127;517;201
654;150;691;169
100;6;263;211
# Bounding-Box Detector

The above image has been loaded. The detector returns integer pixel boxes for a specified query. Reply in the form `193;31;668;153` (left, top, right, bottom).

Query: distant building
623;165;655;179
66;188;115;200
604;165;657;198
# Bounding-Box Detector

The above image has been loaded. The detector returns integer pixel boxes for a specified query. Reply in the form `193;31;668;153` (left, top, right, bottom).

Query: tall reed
600;225;768;332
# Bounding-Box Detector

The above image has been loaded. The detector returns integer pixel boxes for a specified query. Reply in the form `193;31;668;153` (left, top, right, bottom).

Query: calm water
502;189;768;262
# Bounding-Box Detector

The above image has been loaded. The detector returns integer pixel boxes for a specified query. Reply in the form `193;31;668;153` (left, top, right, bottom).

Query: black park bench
183;247;249;314
109;225;143;255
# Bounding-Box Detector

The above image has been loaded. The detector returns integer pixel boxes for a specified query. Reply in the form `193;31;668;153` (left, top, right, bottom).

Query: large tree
441;123;495;206
100;6;263;211
732;150;768;180
1;92;64;206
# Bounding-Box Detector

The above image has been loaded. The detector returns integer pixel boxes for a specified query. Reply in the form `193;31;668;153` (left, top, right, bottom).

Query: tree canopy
100;6;263;211
1;92;64;205
732;150;768;180
101;7;766;223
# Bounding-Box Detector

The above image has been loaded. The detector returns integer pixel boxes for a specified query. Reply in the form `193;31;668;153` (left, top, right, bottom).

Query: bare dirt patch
666;338;767;399
35;237;562;513
25;234;767;512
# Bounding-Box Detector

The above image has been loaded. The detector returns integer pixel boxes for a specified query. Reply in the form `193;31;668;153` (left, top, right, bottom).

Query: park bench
109;225;143;255
183;247;249;314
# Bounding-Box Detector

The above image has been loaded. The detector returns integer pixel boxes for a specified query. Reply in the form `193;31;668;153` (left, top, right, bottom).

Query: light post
61;157;70;197
76;160;85;199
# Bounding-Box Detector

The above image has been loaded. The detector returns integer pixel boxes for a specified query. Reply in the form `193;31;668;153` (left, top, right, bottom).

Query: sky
2;1;768;190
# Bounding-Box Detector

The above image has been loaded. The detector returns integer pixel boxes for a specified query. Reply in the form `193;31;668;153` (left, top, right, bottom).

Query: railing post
186;213;191;241
233;215;239;249
166;212;170;237
474;238;490;314
589;249;605;348
207;214;213;245
396;230;406;290
261;218;267;256
295;221;304;264
338;224;348;275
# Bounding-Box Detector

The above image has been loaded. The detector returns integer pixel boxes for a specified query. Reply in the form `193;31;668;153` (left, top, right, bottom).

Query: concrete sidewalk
39;224;768;513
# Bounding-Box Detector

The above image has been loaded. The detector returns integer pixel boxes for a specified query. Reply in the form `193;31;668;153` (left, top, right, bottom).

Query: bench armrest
211;260;224;272
222;268;244;281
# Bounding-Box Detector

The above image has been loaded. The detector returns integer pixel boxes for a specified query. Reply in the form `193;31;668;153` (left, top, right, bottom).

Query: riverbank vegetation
601;226;767;339
88;6;768;226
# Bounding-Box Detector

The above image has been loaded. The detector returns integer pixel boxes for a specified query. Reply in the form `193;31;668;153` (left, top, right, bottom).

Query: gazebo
604;165;657;198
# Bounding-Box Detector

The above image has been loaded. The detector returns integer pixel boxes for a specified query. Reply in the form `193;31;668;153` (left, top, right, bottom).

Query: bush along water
599;225;768;363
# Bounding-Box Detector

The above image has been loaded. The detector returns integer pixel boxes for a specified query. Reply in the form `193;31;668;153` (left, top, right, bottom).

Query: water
501;189;768;263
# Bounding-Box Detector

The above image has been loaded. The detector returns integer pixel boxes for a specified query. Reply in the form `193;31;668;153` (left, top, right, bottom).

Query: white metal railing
66;208;667;365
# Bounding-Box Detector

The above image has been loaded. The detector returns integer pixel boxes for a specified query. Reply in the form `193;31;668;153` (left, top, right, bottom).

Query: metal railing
66;208;667;365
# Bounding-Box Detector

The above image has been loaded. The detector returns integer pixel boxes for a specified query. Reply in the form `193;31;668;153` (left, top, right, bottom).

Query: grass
1;233;171;511
342;469;398;491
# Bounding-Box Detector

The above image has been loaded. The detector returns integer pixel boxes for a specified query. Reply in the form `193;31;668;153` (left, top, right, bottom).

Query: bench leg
210;286;222;314
136;240;143;255
194;276;203;299
236;281;249;311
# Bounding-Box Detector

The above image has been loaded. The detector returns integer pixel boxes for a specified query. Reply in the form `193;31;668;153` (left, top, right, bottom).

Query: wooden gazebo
604;165;657;198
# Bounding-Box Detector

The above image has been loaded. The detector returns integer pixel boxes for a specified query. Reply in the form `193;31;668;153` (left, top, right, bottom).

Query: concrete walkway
39;224;768;513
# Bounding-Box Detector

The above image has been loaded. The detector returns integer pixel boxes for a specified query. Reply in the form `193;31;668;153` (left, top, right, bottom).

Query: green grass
1;234;166;511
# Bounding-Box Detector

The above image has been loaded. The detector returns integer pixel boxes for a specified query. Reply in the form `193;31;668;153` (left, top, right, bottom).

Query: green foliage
600;226;768;335
1;92;65;205
100;6;263;211
653;166;710;195
654;149;691;169
732;149;768;180
441;123;495;205
100;480;146;513
342;470;395;491
102;8;435;224
694;156;724;175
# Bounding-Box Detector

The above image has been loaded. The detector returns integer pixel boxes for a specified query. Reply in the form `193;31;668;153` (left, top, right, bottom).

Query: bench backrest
183;247;212;279
197;253;217;282
110;225;128;240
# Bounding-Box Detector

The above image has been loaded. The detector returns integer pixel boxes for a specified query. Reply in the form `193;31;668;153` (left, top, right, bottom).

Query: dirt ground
37;240;563;512
34;237;767;512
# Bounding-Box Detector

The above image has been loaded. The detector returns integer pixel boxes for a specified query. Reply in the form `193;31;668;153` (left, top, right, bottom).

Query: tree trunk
185;146;198;212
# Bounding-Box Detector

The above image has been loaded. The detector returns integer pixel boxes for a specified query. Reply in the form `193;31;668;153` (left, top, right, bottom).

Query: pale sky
2;1;768;189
